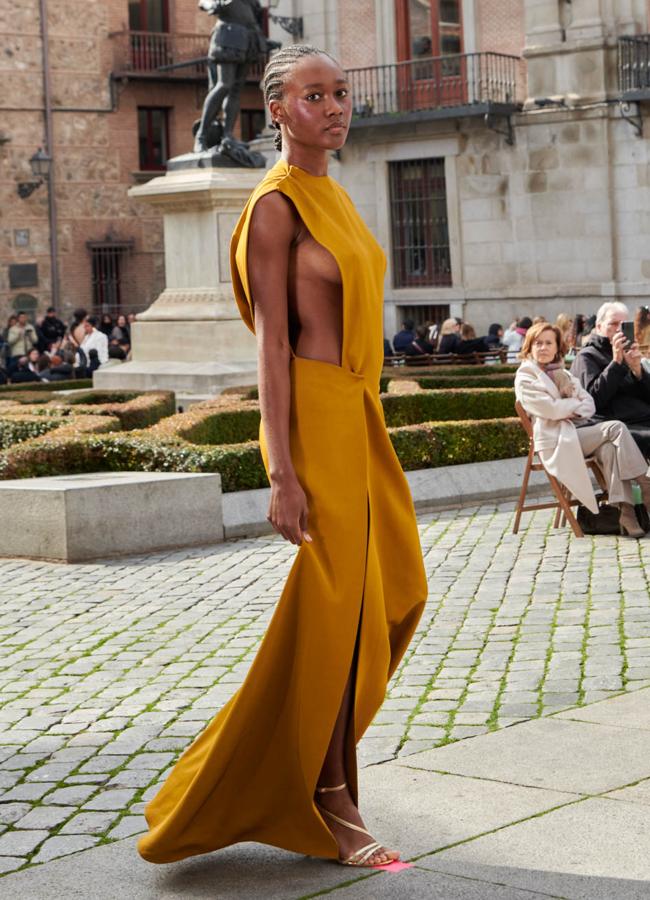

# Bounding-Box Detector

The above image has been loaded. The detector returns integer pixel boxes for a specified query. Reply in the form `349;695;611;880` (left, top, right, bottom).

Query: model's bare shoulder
248;190;298;250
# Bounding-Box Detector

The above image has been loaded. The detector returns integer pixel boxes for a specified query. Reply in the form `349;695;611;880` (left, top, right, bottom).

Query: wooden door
395;0;465;111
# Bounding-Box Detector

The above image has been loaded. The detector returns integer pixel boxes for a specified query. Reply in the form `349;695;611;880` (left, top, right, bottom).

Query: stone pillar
565;0;605;41
524;0;563;46
93;163;264;402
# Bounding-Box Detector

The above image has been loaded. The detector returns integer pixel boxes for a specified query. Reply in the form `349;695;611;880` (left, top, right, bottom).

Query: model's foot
315;784;399;866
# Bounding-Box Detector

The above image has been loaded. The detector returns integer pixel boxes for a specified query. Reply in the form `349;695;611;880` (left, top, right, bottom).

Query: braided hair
263;44;337;151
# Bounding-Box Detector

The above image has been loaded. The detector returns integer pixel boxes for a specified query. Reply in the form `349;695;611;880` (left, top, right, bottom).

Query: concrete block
401;717;650;794
0;472;223;562
553;684;650;731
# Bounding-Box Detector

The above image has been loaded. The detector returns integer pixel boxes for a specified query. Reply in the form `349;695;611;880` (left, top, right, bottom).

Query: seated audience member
10;356;41;383
25;348;41;375
570;301;650;457
383;337;394;358
393;318;416;353
405;325;435;356
458;323;489;355
635;305;650;356
503;317;532;361
485;323;504;349
78;316;109;367
517;321;650;538
108;341;127;362
555;313;573;349
437;318;462;354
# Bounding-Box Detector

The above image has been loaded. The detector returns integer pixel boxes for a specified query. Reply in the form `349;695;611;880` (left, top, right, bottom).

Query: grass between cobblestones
1;501;650;876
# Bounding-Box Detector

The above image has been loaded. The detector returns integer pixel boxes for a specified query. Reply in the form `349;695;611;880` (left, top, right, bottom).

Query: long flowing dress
137;158;428;864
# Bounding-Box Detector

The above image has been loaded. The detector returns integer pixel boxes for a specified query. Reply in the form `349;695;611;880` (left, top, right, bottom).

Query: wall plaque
8;263;38;288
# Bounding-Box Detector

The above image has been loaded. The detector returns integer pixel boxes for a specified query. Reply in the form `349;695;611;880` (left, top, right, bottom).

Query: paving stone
0;803;31;825
14;805;76;830
30;833;98;863
0;855;24;873
59;810;119;835
0;829;48;856
83;789;137;811
106;814;147;839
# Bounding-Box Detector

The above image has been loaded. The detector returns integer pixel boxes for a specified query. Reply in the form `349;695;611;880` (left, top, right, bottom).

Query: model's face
271;55;352;152
530;329;558;365
597;310;627;341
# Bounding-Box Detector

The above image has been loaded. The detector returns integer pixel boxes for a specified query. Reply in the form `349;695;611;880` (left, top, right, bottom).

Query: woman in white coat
515;321;650;537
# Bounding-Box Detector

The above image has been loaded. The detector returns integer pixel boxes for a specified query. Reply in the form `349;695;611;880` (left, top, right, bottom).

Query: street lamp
267;0;303;39
17;147;52;199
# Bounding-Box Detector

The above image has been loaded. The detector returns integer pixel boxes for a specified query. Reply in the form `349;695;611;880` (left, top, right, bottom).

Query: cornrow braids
263;44;337;151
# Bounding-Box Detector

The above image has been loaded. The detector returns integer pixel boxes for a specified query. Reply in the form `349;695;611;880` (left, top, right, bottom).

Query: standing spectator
503;317;532;362
100;313;114;337
111;314;131;349
2;315;16;343
10;356;41;383
127;312;137;327
79;316;109;367
437;317;462;354
69;308;88;350
7;312;38;372
568;314;587;351
392;318;416;353
39;306;66;347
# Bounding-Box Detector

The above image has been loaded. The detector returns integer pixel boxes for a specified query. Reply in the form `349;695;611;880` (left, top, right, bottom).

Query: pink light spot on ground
371;860;414;873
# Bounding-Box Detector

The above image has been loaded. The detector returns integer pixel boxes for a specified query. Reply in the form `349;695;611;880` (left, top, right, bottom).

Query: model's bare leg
316;670;399;866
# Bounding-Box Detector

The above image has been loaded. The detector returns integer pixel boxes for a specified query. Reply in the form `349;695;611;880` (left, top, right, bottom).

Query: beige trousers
577;421;649;505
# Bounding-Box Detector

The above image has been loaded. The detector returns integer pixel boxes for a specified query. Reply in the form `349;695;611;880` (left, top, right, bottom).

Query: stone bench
0;472;223;563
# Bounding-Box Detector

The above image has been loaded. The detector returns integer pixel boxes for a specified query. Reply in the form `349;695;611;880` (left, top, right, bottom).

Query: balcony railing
347;51;520;125
110;30;266;83
618;34;650;99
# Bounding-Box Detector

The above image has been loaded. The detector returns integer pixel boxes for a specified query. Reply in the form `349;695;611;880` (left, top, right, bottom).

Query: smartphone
622;320;635;347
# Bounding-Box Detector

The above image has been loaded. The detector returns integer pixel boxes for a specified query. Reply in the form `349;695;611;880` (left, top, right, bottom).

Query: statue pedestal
93;163;266;403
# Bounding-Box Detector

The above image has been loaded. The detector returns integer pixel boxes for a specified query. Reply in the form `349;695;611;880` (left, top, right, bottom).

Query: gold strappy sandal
315;782;395;867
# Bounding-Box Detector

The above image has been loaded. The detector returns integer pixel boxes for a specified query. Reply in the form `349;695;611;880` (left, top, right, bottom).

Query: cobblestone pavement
1;499;650;877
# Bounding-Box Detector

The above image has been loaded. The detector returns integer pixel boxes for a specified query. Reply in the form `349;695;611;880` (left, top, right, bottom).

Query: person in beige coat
515;321;650;538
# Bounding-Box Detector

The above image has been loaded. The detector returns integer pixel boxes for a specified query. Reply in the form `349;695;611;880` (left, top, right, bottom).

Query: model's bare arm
248;192;312;546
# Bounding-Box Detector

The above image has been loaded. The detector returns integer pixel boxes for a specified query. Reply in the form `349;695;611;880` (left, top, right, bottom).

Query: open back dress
137;158;428;864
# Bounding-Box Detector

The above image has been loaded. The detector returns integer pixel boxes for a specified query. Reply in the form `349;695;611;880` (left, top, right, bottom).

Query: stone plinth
94;163;266;401
0;472;224;562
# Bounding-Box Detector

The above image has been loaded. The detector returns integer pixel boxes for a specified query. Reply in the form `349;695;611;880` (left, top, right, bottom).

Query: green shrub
0;379;92;394
384;364;517;378
390;418;527;470
0;416;65;449
381;389;515;427
414;374;515;390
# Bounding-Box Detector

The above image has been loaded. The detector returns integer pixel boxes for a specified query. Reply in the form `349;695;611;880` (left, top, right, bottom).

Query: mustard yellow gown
137;159;427;864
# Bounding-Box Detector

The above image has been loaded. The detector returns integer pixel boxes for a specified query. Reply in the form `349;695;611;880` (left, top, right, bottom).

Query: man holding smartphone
571;301;650;456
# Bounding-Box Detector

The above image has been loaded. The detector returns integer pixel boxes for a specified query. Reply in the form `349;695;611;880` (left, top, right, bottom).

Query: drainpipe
39;0;60;313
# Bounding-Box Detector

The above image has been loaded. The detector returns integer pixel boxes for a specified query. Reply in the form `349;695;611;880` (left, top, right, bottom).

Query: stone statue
194;0;279;167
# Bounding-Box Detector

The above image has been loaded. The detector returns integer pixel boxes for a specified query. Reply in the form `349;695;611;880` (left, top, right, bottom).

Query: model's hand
624;341;643;377
267;475;312;546
612;330;626;365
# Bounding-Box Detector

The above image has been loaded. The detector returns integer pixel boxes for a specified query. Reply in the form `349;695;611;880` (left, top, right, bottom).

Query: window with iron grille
389;158;452;288
138;108;169;170
88;240;134;315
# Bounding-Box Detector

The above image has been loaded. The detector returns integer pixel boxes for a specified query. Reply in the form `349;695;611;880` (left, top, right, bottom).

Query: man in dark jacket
393;318;416;353
39;307;66;347
571;301;650;456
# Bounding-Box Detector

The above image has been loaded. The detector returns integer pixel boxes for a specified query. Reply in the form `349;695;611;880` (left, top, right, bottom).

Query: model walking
137;45;427;869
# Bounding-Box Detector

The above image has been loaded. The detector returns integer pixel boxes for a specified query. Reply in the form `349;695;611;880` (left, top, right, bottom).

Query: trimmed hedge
0;416;528;491
414;374;515;390
148;398;261;446
0;416;65;450
384;364;517;378
382;389;515;427
0;379;92;393
0;391;175;432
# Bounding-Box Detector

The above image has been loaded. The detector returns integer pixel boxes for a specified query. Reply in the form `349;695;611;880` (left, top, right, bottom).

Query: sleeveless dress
137;159;427;864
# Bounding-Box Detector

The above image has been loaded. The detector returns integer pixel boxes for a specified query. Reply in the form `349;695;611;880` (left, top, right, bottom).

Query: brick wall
337;0;377;68
0;0;260;324
476;0;525;57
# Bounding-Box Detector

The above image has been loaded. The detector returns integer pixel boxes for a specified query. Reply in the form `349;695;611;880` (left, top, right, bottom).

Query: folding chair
513;401;608;537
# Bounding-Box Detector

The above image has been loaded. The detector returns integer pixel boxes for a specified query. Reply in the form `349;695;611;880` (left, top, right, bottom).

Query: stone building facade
295;0;650;335
0;0;265;323
5;1;650;338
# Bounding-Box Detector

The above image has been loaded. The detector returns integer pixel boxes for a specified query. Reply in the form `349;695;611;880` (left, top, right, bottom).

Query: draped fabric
137;160;427;864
